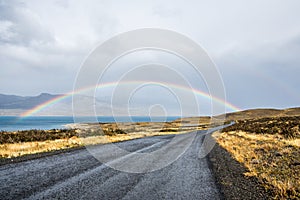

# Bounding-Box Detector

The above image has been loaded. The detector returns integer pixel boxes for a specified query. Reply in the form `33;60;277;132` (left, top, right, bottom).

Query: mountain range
0;93;152;116
0;93;60;109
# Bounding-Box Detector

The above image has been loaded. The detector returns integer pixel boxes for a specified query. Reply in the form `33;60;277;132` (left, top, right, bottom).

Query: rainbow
20;93;72;117
20;81;241;117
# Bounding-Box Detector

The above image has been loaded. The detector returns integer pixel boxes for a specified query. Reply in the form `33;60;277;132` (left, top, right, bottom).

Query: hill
0;93;60;109
210;108;300;199
179;107;300;123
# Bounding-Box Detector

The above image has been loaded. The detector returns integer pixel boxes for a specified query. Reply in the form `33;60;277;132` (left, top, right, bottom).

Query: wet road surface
0;131;222;200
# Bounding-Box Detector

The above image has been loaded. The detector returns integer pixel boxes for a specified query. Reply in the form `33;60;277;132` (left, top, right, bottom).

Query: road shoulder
208;143;273;200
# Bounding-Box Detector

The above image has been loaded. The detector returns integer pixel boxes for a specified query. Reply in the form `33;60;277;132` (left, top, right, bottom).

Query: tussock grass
0;137;81;158
214;116;300;199
223;116;300;139
0;129;77;144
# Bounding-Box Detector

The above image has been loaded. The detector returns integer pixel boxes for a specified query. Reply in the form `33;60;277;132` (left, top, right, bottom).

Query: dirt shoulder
208;142;272;200
210;116;300;199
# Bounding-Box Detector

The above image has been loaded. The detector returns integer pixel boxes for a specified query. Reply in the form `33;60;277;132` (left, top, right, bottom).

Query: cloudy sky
1;0;300;115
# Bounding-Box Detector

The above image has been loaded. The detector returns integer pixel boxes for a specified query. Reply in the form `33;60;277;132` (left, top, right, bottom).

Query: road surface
0;131;222;200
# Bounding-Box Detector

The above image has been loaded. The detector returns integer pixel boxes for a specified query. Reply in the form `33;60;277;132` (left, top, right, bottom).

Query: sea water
0;116;180;131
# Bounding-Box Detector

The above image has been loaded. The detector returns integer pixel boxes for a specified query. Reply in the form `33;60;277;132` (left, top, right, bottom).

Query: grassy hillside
223;107;300;121
213;112;300;199
179;107;300;123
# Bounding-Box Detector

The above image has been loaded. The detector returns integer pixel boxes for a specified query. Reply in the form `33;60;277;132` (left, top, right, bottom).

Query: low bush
0;129;77;144
223;116;300;139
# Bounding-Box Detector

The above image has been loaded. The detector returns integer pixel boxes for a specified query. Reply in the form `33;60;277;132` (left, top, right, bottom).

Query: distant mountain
0;93;126;116
0;93;61;109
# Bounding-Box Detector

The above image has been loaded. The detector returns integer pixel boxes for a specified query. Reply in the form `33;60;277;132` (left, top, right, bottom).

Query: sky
0;0;300;116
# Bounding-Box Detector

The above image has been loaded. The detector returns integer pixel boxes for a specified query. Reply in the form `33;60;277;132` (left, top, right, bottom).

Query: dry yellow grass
81;130;187;145
0;129;190;159
213;131;300;199
0;119;205;159
0;136;81;158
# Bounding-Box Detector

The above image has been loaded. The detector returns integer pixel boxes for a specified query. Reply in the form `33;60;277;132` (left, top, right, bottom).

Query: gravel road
0;131;222;200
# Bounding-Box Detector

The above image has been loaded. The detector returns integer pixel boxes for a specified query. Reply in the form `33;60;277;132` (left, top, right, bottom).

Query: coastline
0;120;204;159
1;108;299;199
